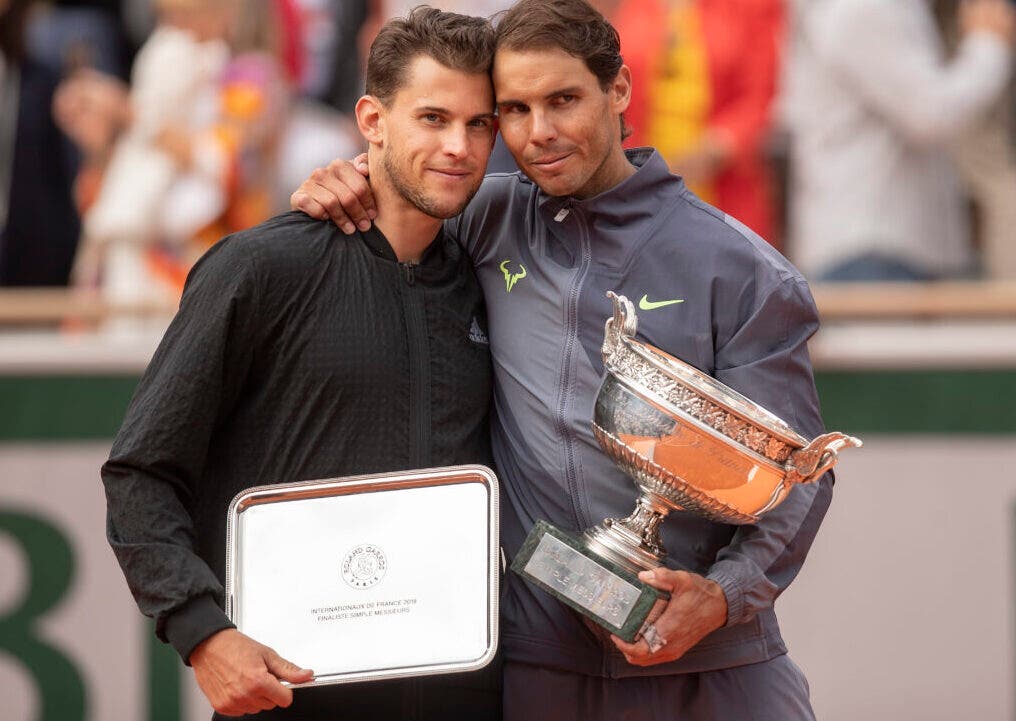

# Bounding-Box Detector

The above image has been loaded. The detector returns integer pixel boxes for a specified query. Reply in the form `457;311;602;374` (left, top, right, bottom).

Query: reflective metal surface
225;465;499;686
510;519;665;642
589;293;862;572
522;533;642;627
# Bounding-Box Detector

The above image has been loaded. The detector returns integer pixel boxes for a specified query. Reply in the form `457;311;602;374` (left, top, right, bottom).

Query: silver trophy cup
512;292;862;641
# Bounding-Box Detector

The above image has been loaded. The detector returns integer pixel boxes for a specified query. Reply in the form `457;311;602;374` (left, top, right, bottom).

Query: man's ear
610;65;633;115
355;95;385;146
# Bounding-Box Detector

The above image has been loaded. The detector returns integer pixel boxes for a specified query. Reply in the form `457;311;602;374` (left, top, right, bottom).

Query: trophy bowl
510;292;862;641
583;292;863;574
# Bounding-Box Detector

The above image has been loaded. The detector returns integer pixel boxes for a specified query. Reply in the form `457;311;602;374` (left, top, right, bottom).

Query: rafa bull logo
500;259;527;293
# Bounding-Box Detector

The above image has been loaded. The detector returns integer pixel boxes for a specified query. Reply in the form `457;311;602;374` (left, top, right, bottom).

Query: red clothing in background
613;0;784;244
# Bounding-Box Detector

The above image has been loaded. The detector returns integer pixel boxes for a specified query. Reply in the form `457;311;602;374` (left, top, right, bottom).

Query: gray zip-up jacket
447;148;831;678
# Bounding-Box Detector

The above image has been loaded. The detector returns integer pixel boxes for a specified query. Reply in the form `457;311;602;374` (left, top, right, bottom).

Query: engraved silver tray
225;465;499;687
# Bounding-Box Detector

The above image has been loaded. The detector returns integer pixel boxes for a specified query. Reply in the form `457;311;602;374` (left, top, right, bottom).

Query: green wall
2;370;1014;441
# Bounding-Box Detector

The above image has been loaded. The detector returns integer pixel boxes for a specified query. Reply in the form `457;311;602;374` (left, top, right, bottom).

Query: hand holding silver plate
225;465;499;687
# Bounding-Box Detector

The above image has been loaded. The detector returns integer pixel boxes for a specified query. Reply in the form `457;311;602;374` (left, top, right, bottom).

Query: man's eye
553;95;576;106
501;104;527;115
469;118;492;129
422;113;442;123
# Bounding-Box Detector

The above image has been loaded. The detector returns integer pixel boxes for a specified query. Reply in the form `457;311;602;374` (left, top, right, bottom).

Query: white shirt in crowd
383;0;511;21
782;0;1011;279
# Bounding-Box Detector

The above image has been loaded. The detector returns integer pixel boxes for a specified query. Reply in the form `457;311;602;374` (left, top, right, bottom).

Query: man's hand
189;629;314;716
611;568;728;667
156;127;194;170
52;69;131;161
961;0;1016;46
289;154;376;235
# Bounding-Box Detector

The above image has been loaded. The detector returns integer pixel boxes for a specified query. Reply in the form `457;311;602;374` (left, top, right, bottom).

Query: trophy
512;293;862;642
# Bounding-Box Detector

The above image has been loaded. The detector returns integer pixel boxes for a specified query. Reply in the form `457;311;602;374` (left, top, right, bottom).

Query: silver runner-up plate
225;465;499;687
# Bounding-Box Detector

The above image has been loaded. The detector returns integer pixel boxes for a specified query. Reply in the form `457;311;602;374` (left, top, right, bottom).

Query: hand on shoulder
290;154;376;234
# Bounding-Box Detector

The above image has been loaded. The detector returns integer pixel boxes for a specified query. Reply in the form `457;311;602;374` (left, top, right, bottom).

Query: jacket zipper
400;261;431;467
555;208;591;530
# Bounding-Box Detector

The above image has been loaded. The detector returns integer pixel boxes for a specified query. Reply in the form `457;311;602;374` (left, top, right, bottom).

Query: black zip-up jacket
102;212;493;662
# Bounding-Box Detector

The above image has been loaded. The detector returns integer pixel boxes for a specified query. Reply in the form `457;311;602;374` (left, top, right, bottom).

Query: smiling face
364;54;496;219
493;46;633;199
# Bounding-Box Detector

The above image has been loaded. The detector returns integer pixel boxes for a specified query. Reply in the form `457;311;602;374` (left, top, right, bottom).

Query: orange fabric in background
613;0;784;245
646;2;715;204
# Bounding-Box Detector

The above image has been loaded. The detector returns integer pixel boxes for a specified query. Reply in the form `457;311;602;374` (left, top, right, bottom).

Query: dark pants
503;654;815;721
818;252;936;282
213;655;502;721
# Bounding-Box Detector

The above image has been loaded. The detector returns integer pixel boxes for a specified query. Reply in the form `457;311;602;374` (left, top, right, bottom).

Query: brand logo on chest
499;259;527;293
468;317;489;345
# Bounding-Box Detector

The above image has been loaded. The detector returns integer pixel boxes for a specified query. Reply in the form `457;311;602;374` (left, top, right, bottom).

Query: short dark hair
493;0;623;91
366;5;495;105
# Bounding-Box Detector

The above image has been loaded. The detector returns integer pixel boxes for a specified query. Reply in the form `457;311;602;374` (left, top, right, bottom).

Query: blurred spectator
0;0;82;286
613;0;784;244
25;0;129;78
51;68;129;214
783;0;1014;282
194;0;359;246
936;0;1016;280
204;0;358;239
70;0;233;314
55;0;359;309
321;0;369;112
293;0;334;98
185;3;289;253
273;99;361;214
376;0;509;23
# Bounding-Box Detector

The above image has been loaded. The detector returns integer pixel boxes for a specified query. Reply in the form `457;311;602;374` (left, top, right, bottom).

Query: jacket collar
535;148;685;269
359;223;444;263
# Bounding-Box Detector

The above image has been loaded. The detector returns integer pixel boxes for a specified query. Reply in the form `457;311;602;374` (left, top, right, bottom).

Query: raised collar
536;148;676;216
359;223;444;264
535;148;685;268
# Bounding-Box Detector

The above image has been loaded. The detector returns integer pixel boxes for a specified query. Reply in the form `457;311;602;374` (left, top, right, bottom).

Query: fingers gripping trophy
512;292;863;644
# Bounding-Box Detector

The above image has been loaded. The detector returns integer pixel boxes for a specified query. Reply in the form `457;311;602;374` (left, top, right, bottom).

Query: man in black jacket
101;9;499;719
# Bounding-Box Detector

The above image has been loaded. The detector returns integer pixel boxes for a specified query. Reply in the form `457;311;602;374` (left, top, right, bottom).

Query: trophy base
511;520;667;643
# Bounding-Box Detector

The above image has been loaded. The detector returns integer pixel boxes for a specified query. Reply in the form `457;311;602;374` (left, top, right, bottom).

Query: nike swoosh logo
639;295;685;310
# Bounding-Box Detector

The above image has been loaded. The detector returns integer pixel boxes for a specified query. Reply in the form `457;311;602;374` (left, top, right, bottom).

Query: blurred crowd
1;0;1014;309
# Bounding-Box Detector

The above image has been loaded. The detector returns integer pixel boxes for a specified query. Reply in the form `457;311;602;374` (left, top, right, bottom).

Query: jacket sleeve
101;237;260;662
809;0;1011;147
704;275;832;627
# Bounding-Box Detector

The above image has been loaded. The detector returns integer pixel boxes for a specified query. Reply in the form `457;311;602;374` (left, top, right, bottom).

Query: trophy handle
603;292;638;363
785;432;863;486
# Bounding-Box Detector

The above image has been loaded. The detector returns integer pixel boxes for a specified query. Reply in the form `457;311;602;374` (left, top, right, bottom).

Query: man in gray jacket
292;1;825;718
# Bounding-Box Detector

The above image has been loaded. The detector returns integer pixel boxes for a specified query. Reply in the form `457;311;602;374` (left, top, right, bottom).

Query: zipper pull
402;262;416;285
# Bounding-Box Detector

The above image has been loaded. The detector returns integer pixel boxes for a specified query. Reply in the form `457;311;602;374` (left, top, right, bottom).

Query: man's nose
443;127;469;158
529;109;557;145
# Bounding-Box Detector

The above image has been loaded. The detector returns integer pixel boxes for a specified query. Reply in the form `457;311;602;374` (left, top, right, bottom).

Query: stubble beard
382;148;481;220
